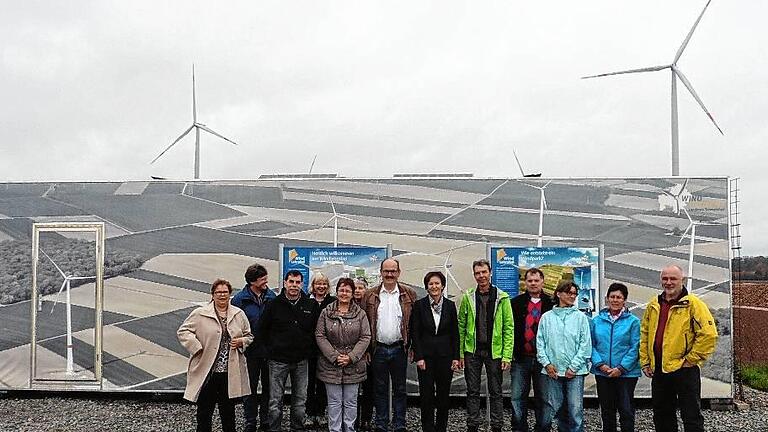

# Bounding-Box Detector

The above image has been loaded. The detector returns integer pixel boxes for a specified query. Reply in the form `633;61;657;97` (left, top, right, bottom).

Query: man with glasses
232;263;276;432
457;259;514;432
361;258;417;432
509;267;554;432
259;270;320;432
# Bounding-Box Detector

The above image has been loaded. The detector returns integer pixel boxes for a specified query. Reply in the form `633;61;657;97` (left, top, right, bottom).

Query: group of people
177;258;718;432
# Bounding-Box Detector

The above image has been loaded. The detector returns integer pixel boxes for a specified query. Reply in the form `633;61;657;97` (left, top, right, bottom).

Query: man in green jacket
458;259;514;432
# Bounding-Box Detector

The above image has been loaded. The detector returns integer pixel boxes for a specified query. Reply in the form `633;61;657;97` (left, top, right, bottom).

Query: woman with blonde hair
178;278;253;432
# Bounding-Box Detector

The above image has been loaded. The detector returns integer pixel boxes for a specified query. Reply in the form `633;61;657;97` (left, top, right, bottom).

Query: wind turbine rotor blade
446;269;462;292
541;192;548;210
512;149;526;177
673;0;713;64
581;65;670;79
336;214;366;224
542;180;552;189
681;206;693;223
320;216;335;228
309;154;318;174
681;178;689;193
673;68;724;134
150;125;195;164
40;249;67;279
192;64;197;123
197;124;239;145
679;223;694;245
330;200;338;217
49;279;68;314
69;276;95;281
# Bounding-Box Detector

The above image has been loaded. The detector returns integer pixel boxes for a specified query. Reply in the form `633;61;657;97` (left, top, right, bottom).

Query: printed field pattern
0;178;733;397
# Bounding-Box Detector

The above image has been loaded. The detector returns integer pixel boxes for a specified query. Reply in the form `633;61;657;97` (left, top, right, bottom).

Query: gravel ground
1;387;767;432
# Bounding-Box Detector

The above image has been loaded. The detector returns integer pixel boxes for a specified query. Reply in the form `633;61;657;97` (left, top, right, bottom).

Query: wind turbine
321;197;365;248
521;180;552;247
582;0;723;176
150;64;238;179
678;207;717;290
512;149;542;178
40;249;95;375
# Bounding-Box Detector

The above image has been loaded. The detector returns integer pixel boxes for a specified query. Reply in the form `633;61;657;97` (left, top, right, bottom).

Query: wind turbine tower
41;249;95;375
521;180;552;247
151;65;239;179
582;0;723;176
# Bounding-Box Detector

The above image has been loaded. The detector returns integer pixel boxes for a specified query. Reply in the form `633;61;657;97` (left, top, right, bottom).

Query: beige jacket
177;302;253;402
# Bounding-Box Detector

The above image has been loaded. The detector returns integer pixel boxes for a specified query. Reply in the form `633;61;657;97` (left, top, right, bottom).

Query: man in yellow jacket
640;265;718;432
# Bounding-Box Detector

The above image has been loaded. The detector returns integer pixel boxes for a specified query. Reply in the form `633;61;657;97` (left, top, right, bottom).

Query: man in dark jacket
260;270;320;432
509;267;554;432
232;263;276;432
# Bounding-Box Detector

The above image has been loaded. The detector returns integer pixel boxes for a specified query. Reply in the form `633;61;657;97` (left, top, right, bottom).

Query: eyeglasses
381;270;399;274
213;291;230;296
561;291;578;296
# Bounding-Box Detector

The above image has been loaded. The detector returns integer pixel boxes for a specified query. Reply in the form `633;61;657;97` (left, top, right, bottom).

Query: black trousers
244;355;270;431
306;357;328;417
651;366;705;432
464;351;503;429
358;365;374;427
595;375;638;432
417;356;454;432
197;372;236;432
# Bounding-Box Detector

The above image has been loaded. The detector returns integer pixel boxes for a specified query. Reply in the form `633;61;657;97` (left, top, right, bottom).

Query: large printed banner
490;246;601;315
281;246;389;291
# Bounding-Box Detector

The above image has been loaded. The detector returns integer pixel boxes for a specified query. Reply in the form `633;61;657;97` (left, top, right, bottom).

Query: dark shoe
467;427;479;432
491;428;502;432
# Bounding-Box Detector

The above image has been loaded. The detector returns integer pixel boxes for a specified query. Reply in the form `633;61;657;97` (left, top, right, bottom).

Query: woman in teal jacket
590;282;641;432
536;281;592;432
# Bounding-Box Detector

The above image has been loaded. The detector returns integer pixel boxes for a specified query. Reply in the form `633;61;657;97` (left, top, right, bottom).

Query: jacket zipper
609;318;615;367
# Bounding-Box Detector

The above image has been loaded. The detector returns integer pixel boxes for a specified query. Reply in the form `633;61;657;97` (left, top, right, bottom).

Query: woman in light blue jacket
536;280;592;432
590;282;641;432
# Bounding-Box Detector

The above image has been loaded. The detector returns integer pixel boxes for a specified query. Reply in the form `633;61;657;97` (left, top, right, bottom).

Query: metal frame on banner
29;222;105;391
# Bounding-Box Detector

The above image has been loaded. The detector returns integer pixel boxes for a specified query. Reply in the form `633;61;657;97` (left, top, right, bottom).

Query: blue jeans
595;375;637;432
541;374;585;432
510;356;545;432
267;359;309;432
371;344;407;432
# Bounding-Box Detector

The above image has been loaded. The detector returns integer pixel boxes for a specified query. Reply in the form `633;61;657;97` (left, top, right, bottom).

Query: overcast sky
1;0;766;254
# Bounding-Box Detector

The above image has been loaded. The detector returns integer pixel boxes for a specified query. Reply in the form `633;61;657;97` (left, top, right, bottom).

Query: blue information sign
281;246;389;292
490;246;600;315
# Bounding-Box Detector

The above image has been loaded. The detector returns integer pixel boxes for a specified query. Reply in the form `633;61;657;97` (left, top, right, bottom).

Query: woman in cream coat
178;278;253;432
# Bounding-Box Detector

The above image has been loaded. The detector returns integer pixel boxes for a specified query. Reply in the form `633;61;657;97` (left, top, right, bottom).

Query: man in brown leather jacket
361;258;417;432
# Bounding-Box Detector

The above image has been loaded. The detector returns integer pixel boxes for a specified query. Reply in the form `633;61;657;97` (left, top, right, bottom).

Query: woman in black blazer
409;271;460;432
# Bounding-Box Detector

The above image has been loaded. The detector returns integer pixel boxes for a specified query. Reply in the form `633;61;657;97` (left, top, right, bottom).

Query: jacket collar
240;284;276;303
656;286;690;306
326;299;363;319
597;307;630;321
199;301;236;323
